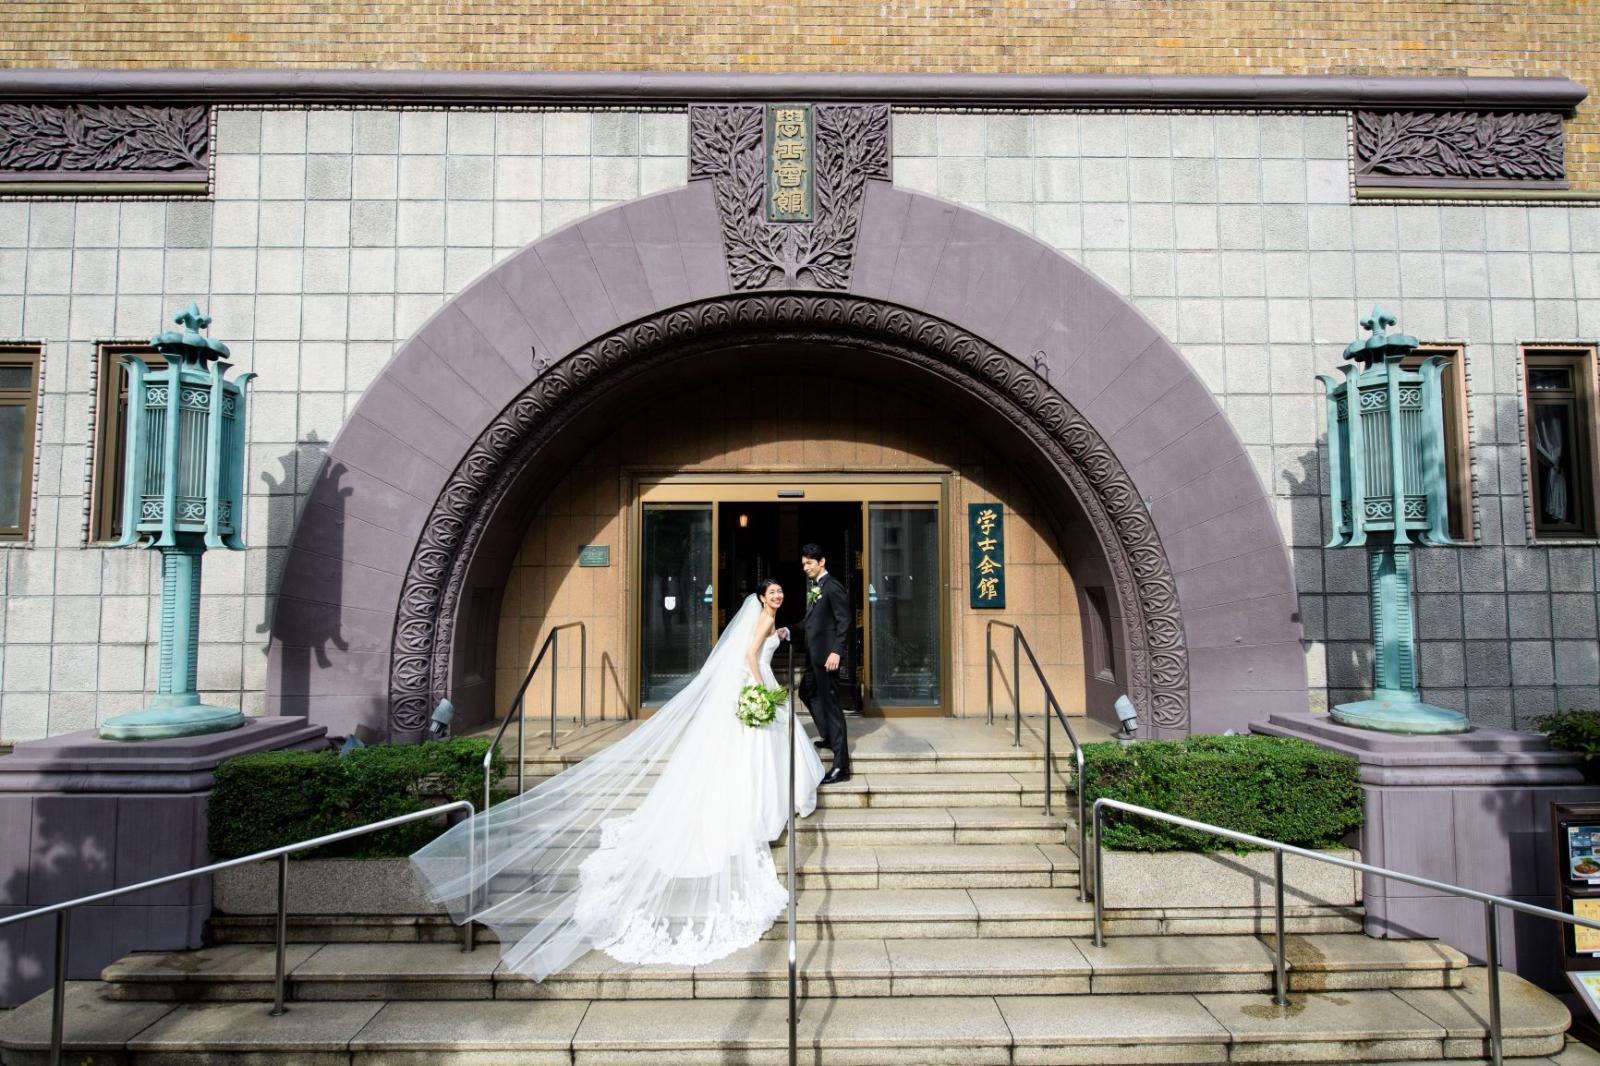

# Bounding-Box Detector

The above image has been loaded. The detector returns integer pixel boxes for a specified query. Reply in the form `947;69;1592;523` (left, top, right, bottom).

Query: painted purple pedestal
0;716;325;1007
1255;713;1600;990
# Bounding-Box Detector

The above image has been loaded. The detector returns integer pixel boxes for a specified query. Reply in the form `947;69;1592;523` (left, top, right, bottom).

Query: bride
411;579;826;979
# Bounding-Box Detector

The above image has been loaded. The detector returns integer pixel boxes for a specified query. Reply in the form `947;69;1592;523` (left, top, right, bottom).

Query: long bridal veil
411;594;784;978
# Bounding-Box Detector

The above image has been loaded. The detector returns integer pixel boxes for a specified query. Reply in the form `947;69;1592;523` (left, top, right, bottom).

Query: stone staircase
1;716;1591;1065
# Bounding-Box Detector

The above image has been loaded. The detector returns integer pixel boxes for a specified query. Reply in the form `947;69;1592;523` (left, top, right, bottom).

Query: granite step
4;970;1572;1065
789;805;1073;846
208;886;1363;946
100;933;1469;1003
514;770;1067;808
465;841;1080;895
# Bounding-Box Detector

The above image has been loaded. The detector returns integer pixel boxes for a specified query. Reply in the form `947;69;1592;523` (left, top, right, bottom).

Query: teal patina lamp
1317;306;1470;735
99;304;254;741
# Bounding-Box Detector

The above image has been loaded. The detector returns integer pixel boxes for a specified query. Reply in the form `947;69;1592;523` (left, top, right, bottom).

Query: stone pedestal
0;716;325;1007
1254;712;1600;990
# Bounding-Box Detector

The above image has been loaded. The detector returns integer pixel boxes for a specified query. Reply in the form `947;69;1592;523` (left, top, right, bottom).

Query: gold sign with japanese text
968;503;1005;609
766;103;814;222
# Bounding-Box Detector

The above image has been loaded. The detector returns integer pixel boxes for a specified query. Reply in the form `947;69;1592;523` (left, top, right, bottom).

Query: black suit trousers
800;578;851;768
799;655;849;768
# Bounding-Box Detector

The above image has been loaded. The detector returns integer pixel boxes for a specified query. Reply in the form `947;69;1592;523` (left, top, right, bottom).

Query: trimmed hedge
208;737;503;860
1080;734;1363;852
1537;710;1600;762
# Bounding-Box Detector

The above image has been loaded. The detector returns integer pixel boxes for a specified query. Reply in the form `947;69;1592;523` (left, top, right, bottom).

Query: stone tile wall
0;107;688;741
2;104;1597;739
892;109;1600;727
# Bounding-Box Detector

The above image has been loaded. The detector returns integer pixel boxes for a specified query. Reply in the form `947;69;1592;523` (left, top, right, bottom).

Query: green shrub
1537;710;1600;761
1080;734;1363;852
208;737;503;860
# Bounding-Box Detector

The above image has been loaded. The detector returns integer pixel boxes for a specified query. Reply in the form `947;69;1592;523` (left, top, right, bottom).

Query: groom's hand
825;652;840;672
776;627;790;641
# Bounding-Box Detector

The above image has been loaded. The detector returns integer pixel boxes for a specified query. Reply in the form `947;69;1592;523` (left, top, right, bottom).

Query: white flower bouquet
736;683;788;728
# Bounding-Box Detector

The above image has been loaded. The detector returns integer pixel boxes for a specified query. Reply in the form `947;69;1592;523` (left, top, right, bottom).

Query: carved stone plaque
690;103;890;290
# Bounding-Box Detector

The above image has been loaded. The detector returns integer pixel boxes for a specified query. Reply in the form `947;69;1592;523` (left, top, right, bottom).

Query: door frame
628;471;951;716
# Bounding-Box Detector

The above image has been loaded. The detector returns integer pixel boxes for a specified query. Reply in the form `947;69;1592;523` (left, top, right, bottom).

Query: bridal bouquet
736;683;788;728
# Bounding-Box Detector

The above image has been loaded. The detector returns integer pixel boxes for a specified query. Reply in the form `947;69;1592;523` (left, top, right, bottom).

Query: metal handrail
1090;797;1600;1066
482;620;586;815
0;800;475;1066
784;638;798;1066
985;620;1088;902
985;618;1023;747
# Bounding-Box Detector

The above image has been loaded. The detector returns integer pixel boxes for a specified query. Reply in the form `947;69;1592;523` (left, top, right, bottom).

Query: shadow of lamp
99;303;255;741
1316;305;1469;734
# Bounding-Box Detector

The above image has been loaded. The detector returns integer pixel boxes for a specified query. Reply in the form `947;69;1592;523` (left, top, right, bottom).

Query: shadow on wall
0;785;206;1006
1281;446;1375;715
259;437;355;734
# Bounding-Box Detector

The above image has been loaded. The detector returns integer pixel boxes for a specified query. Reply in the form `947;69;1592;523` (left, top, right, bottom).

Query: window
1082;585;1115;682
90;343;163;542
1405;345;1474;543
0;345;41;541
1524;347;1598;540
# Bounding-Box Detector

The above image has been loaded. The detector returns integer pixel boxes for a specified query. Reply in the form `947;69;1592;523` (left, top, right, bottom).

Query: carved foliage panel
387;295;1190;737
0;104;210;184
1354;109;1566;188
689;104;890;290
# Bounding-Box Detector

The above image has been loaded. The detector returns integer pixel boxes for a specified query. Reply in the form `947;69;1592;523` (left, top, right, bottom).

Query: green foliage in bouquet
737;684;788;728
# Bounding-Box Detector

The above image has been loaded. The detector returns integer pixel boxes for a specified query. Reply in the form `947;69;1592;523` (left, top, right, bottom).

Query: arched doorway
267;180;1306;742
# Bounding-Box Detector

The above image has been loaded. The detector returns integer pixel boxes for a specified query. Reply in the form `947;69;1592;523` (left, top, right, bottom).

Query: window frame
0;344;42;543
1523;345;1600;541
1404;344;1475;544
89;342;164;544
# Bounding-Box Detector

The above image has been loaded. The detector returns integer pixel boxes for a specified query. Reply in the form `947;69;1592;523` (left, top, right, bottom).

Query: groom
795;544;852;784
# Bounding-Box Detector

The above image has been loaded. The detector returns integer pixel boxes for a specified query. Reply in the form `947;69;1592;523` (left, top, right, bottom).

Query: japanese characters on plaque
766;103;814;222
968;504;1005;609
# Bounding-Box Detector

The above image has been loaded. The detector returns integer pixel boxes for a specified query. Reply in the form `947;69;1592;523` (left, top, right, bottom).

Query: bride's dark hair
755;578;783;600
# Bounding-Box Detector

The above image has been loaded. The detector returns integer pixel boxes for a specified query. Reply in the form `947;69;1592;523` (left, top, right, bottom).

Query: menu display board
1569;825;1600;883
1576;899;1600;956
1571;972;1600;1018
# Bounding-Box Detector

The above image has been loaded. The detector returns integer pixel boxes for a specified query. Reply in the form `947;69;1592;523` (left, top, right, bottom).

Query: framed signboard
1550;802;1600;1032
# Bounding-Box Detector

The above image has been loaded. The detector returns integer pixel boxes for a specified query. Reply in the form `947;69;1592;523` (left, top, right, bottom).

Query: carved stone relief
388;294;1190;739
1354;109;1566;188
0;104;210;184
689;104;890;289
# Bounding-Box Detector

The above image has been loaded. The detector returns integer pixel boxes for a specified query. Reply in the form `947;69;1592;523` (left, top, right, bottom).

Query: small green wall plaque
968;503;1005;609
766;103;814;222
578;544;610;567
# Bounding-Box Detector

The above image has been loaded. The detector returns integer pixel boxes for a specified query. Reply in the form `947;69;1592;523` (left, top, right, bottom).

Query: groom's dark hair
800;543;825;563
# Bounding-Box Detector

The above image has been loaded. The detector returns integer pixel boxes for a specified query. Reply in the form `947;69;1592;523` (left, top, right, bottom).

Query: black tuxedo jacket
802;573;850;664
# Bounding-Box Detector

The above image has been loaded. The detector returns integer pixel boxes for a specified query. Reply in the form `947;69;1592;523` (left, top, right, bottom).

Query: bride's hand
776;627;789;641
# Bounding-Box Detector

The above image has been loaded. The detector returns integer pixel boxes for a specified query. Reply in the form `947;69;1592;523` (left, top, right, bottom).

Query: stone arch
267;181;1307;741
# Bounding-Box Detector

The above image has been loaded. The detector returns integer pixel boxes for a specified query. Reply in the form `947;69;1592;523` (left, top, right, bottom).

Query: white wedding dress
411;595;825;978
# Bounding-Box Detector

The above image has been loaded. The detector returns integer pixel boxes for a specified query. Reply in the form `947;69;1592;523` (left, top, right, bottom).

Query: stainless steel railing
985;619;1088;902
1090;796;1600;1066
483;620;587;815
784;638;799;1066
0;800;476;1066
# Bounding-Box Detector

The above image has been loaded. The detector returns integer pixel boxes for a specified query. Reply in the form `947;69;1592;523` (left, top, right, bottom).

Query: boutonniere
807;584;822;606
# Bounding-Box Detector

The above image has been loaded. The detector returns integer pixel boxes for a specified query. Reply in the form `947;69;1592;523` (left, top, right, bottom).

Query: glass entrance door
639;503;713;706
635;477;947;714
867;504;942;708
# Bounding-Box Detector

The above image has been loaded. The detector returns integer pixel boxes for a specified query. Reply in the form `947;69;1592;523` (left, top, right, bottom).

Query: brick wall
2;2;1597;189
